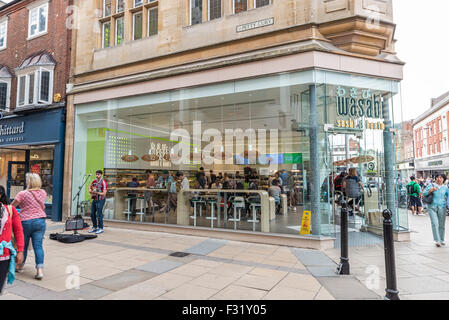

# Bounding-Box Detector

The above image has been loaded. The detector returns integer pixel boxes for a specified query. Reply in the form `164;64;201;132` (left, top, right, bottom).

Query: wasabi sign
335;86;386;131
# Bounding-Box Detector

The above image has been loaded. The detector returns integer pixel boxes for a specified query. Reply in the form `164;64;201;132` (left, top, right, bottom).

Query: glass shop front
71;69;406;239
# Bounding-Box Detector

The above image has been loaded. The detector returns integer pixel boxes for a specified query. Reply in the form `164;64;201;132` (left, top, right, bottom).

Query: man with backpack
406;176;424;216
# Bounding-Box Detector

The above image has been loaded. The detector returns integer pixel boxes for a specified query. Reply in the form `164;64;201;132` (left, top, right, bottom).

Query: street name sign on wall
236;18;274;33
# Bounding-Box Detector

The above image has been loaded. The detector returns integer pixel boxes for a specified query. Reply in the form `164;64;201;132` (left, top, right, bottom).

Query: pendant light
122;114;139;162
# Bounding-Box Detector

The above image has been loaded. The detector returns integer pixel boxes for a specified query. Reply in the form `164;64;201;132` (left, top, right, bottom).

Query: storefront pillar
309;84;321;236
51;142;64;221
382;98;397;228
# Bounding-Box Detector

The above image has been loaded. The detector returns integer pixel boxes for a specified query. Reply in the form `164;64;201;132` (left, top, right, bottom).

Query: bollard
337;200;350;275
383;209;400;300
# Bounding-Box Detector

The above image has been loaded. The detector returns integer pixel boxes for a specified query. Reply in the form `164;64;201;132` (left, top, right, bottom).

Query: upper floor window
133;12;143;40
234;0;247;14
255;0;270;8
209;0;222;20
0;66;11;111
148;7;158;36
116;0;125;13
102;21;111;48
15;52;55;108
0;20;7;50
28;1;48;38
115;17;124;45
103;0;112;17
134;0;143;7
190;0;203;25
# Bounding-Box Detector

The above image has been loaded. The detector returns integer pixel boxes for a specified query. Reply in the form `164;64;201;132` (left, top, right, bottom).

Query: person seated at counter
126;177;140;215
209;170;217;187
145;170;156;214
268;179;282;215
210;178;222;189
156;170;173;213
235;171;242;179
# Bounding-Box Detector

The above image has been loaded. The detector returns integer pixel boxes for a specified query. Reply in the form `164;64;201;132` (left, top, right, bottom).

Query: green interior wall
85;128;106;199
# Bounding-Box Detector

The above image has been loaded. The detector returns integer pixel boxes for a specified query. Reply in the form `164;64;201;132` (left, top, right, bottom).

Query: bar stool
190;196;206;227
248;199;261;232
136;194;146;222
124;195;133;221
206;197;218;228
229;196;245;230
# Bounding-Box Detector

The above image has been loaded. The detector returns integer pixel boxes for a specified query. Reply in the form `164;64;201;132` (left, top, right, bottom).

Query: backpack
407;183;416;196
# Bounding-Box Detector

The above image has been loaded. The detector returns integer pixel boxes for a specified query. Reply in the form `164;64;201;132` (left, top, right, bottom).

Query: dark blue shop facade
0;107;65;221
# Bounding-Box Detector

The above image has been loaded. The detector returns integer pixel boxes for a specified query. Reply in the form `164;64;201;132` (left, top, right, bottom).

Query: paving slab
397;276;449;295
91;269;159;291
290;248;336;267
60;284;113;300
184;239;228;255
317;277;381;300
135;259;184;274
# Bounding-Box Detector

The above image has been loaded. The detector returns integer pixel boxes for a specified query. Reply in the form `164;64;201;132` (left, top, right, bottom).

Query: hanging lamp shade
349;155;374;164
141;154;159;162
122;154;139;162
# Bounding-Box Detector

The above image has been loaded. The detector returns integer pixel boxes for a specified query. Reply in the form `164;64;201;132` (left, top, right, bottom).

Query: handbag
422;184;435;205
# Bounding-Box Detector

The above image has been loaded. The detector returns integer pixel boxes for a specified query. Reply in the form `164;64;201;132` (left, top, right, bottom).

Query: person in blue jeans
88;170;107;234
423;174;449;247
12;173;47;280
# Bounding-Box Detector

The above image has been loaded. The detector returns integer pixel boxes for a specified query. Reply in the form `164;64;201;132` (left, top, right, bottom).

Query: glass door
7;161;27;201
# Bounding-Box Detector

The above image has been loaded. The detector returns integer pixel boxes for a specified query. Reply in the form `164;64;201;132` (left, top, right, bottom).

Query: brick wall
0;0;72;111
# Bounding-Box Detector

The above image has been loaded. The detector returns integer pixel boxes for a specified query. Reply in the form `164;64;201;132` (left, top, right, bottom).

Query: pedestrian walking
0;186;24;292
11;173;47;280
406;176;424;216
88;170;107;234
422;174;449;247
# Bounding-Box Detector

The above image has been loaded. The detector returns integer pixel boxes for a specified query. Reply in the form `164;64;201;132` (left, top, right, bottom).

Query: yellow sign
300;211;311;235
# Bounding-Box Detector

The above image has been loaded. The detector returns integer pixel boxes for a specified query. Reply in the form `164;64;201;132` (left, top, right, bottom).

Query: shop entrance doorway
7;161;27;201
325;129;384;247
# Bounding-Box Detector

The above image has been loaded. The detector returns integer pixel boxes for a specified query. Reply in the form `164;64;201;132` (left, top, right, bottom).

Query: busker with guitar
88;170;107;234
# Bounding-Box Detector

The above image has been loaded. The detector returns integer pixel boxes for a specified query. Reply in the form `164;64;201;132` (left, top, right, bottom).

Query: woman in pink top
11;173;47;280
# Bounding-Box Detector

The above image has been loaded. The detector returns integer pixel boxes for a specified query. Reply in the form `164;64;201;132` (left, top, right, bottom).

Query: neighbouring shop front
0;107;65;221
71;68;407;241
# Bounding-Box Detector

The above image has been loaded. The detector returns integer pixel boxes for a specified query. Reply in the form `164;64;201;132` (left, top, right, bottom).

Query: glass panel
209;0;221;20
134;0;143;7
255;0;270;8
148;8;158;36
103;22;111;47
29;8;38;36
116;0;125;13
0;83;6;109
40;71;50;102
116;17;124;45
38;5;47;32
104;0;112;16
28;73;35;104
191;0;202;25
133;13;142;40
30;149;54;204
18;76;25;105
234;0;247;13
9;163;26;200
0;22;6;48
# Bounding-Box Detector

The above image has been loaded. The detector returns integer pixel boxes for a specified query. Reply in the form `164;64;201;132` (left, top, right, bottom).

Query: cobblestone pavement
0;222;381;300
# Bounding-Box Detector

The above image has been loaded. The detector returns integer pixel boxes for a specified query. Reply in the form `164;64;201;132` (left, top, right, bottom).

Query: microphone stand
72;174;92;221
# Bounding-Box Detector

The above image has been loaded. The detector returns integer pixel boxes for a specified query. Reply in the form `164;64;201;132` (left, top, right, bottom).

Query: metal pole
383;209;400;300
309;84;321;235
338;201;350;275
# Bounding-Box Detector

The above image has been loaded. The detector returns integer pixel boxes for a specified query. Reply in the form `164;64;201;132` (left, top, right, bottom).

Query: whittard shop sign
0;122;25;143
